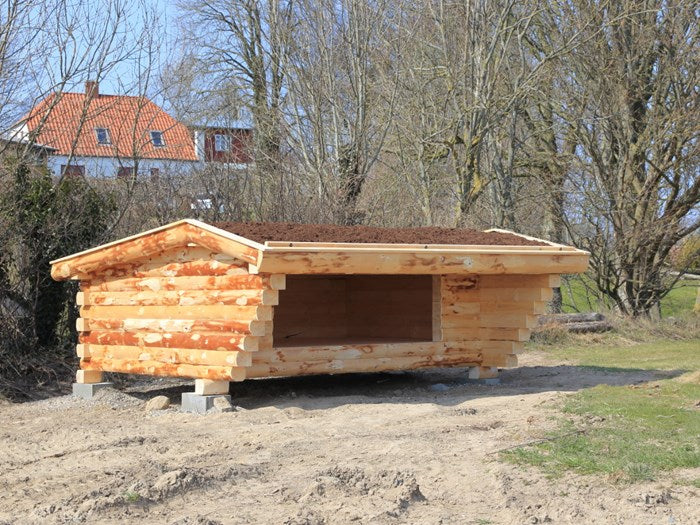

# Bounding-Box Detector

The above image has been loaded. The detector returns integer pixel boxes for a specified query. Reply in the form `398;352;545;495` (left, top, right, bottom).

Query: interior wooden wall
273;275;433;346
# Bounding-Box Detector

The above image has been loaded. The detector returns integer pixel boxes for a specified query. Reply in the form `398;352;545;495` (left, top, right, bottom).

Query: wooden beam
80;305;273;321
82;344;253;367
76;369;103;383
255;251;589;275
246;354;483;379
77;289;278;307
194;379;230;395
80;358;246;381
76;317;267;335
79;330;261;351
83;274;285;292
263;240;580;252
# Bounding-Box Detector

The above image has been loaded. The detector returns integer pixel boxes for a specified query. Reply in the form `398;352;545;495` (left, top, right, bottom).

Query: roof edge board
49;219;192;265
50;218;266;266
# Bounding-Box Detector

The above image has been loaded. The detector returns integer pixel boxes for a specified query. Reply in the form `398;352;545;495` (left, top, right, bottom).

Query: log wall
76;246;283;381
435;273;560;370
75;246;558;382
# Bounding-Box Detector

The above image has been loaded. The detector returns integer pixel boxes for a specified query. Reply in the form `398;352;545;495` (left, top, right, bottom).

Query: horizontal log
255;250;589;275
80;305;273;321
95;247;248;279
439;327;531;342
79;331;261;351
257;340;519;364
538;312;605;324
438;301;546;316
565;321;613;333
442;287;554;302
80;357;246;381
478;274;561;288
83;274;286;292
76;317;268;336
81;344;253;367
76;289;278;307
246;354;483;379
441;313;538;329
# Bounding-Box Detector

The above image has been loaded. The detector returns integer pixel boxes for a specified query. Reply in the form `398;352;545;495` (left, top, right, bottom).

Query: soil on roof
213;222;548;246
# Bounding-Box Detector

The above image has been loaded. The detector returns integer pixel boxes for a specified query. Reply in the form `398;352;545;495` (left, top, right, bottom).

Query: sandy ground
0;351;698;525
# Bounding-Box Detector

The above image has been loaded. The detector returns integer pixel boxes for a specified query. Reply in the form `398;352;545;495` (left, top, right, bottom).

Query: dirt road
0;352;697;524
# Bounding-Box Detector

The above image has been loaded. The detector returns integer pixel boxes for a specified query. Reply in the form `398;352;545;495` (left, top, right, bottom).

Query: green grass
503;381;700;482
546;339;700;372
504;338;700;483
560;276;698;317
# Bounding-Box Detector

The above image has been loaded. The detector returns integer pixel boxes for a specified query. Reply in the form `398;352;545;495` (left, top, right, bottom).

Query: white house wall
47;155;202;178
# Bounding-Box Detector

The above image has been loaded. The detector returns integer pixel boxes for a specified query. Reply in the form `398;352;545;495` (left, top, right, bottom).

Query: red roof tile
25;92;198;161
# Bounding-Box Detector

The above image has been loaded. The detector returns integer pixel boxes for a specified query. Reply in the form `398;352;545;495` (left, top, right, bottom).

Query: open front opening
273;275;433;347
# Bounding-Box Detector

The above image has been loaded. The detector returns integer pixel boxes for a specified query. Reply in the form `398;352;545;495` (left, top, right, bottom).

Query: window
61;165;85;178
150;167;160;180
214;133;231;152
150;130;165;147
95;128;111;145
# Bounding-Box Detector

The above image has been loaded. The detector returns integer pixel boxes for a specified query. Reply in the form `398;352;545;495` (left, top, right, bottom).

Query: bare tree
534;0;700;316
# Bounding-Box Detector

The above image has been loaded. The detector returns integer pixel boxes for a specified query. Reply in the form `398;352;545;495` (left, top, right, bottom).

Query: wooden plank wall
273;275;432;345
75;245;284;381
438;273;560;371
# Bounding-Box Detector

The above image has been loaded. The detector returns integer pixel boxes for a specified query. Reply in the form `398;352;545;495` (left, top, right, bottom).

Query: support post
468;366;500;385
182;379;232;414
72;369;114;399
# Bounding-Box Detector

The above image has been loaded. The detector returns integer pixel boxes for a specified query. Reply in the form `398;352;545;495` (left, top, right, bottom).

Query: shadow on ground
107;362;687;411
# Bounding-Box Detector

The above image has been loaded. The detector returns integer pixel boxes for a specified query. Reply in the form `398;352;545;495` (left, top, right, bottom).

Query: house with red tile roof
13;82;252;178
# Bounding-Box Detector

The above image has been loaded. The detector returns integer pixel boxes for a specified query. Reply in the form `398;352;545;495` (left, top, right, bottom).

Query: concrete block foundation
181;392;232;414
72;382;114;399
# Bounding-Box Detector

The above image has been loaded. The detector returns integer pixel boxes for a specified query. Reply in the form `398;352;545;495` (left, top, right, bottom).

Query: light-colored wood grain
80;357;246;381
246;354;482;379
255;250;589;275
76;369;103;383
76;317;267;335
195;379;230;395
82;344;253;367
83;274;285;292
80;305;273;321
79;330;261;351
77;289;278;307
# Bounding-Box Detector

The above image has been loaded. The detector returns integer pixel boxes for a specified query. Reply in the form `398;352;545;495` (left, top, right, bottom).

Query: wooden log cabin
50;219;589;397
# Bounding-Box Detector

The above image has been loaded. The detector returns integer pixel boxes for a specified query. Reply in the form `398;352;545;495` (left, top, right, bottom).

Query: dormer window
214;133;231;152
150;130;165;147
95;127;111;145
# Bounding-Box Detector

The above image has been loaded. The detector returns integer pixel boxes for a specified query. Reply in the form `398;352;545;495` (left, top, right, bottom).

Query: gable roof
24;92;198;161
50;219;589;280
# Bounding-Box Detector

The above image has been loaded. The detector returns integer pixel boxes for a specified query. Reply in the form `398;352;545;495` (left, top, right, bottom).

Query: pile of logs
537;312;613;333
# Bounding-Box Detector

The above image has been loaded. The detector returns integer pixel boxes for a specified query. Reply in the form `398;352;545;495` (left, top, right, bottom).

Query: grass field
504;336;700;484
561;276;698;317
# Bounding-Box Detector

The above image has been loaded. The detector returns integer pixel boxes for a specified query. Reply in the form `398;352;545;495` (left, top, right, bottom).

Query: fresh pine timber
195;379;230;395
80;344;253;367
50;219;589;387
79;331;263;351
76;289;279;306
76;317;268;336
76;369;103;383
81;357;246;381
